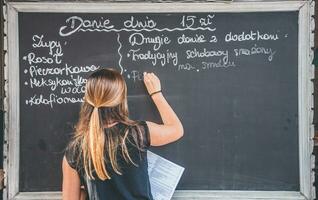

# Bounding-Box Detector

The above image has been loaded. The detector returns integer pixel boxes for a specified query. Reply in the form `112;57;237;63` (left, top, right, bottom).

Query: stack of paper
147;151;185;200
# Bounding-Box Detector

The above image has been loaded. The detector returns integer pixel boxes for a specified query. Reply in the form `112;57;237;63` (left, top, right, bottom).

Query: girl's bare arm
143;72;184;146
62;156;81;200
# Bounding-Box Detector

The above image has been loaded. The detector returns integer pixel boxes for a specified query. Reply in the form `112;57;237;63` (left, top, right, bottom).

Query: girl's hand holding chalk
143;72;162;97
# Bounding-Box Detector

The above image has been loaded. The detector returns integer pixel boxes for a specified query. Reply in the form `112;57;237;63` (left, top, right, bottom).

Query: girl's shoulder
121;120;151;149
64;138;82;171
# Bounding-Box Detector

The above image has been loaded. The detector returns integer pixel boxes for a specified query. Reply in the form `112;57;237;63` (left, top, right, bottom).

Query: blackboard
17;10;300;193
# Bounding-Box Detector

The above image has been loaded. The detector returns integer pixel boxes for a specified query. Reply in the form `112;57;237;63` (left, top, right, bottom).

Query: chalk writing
178;63;196;71
177;34;207;44
124;16;157;29
128;49;178;66
202;60;236;69
22;13;284;108
129;32;171;51
127;70;144;82
59;15;217;37
233;44;276;61
186;48;228;60
225;30;279;42
180;14;216;29
59;16;114;37
25;93;84;108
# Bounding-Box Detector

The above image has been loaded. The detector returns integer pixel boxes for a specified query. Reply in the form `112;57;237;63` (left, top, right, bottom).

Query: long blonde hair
69;68;145;180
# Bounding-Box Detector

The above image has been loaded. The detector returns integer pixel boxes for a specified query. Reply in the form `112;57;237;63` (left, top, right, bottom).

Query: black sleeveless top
64;120;153;200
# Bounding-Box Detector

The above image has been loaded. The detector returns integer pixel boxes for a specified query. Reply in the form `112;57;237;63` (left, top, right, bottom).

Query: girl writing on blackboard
62;68;183;200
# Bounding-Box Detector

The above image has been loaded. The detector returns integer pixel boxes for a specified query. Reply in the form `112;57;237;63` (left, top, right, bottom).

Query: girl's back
65;121;153;200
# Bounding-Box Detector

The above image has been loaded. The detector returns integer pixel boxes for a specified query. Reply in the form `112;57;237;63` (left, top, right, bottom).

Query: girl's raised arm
143;72;184;146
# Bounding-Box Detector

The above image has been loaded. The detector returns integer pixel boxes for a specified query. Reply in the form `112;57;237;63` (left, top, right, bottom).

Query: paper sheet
147;151;185;200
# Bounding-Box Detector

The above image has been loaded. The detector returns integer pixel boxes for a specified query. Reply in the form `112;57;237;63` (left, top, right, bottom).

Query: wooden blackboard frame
3;1;314;200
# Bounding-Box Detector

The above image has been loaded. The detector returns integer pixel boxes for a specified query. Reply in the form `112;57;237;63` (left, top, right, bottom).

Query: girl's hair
69;68;145;180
